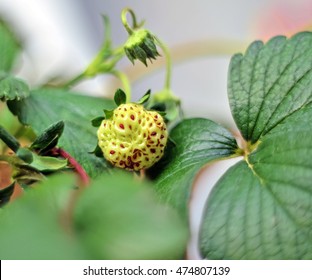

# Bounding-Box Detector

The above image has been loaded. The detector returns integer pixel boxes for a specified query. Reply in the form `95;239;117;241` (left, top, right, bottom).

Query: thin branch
52;147;90;186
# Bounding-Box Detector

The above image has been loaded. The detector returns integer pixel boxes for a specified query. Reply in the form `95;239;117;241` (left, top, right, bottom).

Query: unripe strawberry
97;103;168;171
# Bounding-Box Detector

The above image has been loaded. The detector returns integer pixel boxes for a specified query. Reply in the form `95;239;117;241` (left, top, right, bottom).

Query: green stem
64;46;125;89
63;72;86;88
155;36;172;91
121;8;141;35
0;126;20;153
111;71;132;102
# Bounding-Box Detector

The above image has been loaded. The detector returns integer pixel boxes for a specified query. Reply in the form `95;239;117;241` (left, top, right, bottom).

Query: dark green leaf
0;182;15;207
0;72;29;102
200;104;312;260
228;32;312;143
137;89;151;104
31;121;64;152
74;172;188;259
147;118;237;220
0;20;21;72
0;174;87;259
114;88;127;106
8;88;116;178
91;116;104;127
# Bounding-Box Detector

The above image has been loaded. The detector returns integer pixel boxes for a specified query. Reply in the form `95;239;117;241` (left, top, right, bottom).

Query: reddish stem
52;147;90;186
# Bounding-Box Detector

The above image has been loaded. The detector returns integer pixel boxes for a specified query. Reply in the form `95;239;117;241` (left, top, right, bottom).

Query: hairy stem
155;36;172;90
52;148;89;186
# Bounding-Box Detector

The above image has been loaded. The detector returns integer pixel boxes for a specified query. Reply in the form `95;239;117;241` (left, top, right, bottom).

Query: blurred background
0;0;311;259
0;0;311;127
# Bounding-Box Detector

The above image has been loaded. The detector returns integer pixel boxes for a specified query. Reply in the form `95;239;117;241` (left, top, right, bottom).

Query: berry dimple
97;103;168;171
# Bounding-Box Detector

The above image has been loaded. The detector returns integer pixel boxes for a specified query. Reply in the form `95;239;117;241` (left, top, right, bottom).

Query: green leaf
0;20;21;72
0;182;15;207
29;154;67;172
0;174;87;259
73;172;188;259
200;104;312;260
0;72;29;102
31;121;64;152
147;118;237;220
228;32;312;143
114;88;127;106
8;88;116;178
0;172;188;259
137;89;151;104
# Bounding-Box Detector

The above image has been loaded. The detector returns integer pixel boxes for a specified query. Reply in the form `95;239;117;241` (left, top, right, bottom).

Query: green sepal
104;109;114;120
149;102;166;112
0;181;15;207
137;89;151;105
91;116;105;127
123;29;160;66
31;121;64;152
89;145;104;158
29;154;68;172
12;163;44;186
114;88;127;106
124;48;135;64
133;45;148;66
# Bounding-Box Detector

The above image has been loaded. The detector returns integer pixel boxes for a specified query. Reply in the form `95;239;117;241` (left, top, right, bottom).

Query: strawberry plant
0;7;311;259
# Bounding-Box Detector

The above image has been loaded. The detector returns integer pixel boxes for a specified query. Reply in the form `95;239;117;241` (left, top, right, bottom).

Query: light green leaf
228;32;312;143
200;91;312;260
74;172;188;259
0;172;188;259
8;88;116;178
0;72;29;102
147;118;237;220
0;20;21;72
0;174;87;259
30;154;67;172
137;89;151;104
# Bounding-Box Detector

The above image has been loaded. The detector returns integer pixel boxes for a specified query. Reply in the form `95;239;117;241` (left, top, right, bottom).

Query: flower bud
124;29;160;66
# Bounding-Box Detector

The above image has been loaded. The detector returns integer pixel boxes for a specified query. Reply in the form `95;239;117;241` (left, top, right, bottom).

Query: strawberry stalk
52;147;90;186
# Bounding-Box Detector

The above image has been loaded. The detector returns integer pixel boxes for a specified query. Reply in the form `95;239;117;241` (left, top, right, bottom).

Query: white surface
187;157;243;259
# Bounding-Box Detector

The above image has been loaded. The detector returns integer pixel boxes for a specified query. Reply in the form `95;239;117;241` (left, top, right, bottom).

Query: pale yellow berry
97;103;168;171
